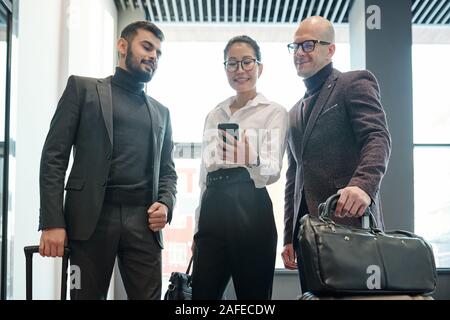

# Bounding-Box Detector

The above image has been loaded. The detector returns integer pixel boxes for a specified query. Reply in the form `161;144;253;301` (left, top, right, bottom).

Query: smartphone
218;123;239;141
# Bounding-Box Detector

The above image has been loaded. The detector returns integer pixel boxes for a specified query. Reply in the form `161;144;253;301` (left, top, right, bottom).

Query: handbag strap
186;256;193;275
319;193;378;229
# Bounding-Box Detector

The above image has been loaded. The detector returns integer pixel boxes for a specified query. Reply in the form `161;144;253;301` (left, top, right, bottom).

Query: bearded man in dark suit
39;21;177;300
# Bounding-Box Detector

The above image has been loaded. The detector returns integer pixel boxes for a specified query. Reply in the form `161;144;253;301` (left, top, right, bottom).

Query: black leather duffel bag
297;194;437;296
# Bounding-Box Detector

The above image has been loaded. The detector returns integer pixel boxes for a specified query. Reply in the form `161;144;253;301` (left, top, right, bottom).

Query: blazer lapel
301;70;340;156
97;77;113;147
143;95;162;203
143;95;162;154
290;100;304;157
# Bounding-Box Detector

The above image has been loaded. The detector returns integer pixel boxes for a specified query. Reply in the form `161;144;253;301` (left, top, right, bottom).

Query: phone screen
218;123;239;141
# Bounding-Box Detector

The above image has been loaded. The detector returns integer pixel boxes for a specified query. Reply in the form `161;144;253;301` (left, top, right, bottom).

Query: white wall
13;0;67;300
67;0;117;77
12;0;117;300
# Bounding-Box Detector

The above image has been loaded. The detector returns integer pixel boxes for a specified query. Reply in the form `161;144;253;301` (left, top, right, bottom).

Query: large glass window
413;43;450;268
149;39;350;291
414;147;450;268
413;45;450;144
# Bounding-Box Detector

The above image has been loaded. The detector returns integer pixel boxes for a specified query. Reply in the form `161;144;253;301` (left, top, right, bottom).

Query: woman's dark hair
120;20;165;43
223;35;261;61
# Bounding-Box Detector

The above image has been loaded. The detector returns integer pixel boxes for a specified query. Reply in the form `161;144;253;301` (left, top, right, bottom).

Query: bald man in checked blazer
282;17;391;289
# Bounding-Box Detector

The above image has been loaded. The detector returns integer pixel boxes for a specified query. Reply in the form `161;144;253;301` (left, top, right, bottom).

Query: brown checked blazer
284;68;391;247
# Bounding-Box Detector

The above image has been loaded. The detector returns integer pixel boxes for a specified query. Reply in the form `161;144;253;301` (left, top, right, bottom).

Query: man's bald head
292;16;336;79
296;16;335;43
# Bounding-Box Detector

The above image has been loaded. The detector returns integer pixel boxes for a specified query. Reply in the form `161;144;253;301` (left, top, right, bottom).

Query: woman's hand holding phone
217;127;258;166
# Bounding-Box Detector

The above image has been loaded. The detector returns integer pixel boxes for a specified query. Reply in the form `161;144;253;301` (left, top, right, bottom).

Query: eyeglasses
287;40;332;54
224;58;260;72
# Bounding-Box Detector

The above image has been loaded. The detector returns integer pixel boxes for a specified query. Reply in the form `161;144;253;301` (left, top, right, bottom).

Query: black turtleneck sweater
302;62;333;125
298;63;334;223
106;67;153;205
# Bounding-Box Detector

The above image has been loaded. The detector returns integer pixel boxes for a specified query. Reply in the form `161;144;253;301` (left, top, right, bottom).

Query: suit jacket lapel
143;95;162;204
301;70;340;156
291;100;305;158
143;95;161;155
292;99;303;132
97;77;113;147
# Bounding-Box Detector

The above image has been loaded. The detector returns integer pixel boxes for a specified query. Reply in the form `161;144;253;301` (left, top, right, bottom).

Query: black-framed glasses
287;40;331;54
224;58;260;72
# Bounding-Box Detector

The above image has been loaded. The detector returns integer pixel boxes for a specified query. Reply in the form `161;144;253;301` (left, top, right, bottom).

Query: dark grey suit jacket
284;68;391;247
39;75;177;248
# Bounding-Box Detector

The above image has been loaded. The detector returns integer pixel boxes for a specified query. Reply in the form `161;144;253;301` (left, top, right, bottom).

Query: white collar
218;93;271;114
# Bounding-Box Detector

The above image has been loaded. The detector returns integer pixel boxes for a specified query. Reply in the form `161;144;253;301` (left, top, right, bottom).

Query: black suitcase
24;245;70;300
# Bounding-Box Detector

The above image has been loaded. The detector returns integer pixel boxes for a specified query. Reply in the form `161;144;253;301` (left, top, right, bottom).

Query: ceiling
412;0;450;24
115;0;450;25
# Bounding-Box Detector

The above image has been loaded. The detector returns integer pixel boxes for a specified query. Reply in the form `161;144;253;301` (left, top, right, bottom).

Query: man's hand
39;228;67;257
281;244;297;270
148;202;168;232
335;186;371;218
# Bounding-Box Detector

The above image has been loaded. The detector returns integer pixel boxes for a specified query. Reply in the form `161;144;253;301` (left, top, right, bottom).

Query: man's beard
125;47;155;83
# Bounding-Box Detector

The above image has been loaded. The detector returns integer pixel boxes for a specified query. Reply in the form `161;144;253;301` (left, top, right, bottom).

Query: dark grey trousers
69;203;161;300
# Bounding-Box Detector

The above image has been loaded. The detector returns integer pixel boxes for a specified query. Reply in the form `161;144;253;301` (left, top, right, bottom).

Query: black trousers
296;247;309;294
69;203;161;300
295;192;309;294
192;168;277;300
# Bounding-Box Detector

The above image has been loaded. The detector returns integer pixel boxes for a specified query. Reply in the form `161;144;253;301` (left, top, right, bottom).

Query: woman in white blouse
191;35;288;300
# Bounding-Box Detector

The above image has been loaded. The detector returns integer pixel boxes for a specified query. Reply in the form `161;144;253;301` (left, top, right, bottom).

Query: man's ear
117;38;128;58
328;44;336;60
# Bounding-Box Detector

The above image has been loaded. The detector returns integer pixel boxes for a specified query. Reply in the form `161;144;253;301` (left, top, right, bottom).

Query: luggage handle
24;245;70;300
318;194;378;229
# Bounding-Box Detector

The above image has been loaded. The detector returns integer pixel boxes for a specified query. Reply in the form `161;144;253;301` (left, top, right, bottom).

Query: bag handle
318;193;378;229
186;256;193;275
385;230;418;238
